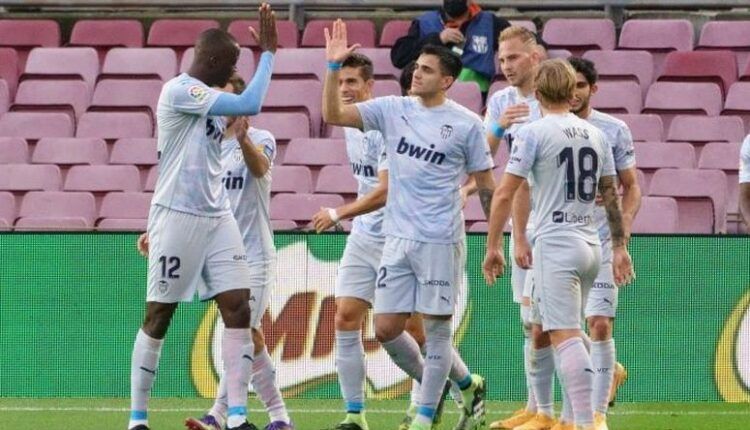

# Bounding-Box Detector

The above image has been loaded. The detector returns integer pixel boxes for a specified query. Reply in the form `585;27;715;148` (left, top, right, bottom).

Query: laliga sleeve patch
188;85;209;103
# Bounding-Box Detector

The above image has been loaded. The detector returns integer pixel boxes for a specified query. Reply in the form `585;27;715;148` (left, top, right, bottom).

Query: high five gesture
249;2;278;53
325;19;361;63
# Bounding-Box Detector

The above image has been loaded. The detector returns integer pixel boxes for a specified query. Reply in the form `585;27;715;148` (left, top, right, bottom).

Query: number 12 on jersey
558;146;599;203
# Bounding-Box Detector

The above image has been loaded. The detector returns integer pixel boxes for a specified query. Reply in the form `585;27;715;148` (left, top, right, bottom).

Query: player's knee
252;328;265;354
142;303;177;339
404;323;426;347
375;322;403;343
531;324;551;349
220;301;251;328
335;305;365;331
588;317;612;340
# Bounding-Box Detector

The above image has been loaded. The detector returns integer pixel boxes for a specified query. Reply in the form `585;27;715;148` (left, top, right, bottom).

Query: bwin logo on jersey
396;137;446;165
351;162;375;177
441;124;454;140
222;171;244;190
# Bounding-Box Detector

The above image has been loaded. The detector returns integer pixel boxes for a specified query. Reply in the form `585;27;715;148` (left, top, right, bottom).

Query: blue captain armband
491;122;505;139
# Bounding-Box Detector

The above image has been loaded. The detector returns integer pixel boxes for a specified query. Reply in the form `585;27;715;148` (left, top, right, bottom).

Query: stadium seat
283;138;349;166
742;61;750;81
547;49;572;60
0;79;8;114
101;48;177;81
358;48;402;80
582;50;654;93
64;165;141;192
373;80;402;98
22;48;99;90
590;81;642;114
634;142;695;188
0;112;74;139
12;80;92;118
631;196;679;233
228;20;299;49
447;81;483;114
271;166;314;194
263;79;322;136
666;115;745;145
76;112;153;140
379;20;411;47
181;47;255;81
147;19;219;50
0;164;62;191
0;137;28;164
657;51;737;97
722;82;750;131
16;191;96;230
32;138;108;166
464;196;486;222
253;112;311;142
271;219;298;231
0;48;19;96
509;20;537;33
468;221;488;233
618;19;694;75
145;165;158;192
272;48;326;80
649;168;727;233
0;19;60;48
270;193;345;222
642;82;722;130
110;138;158;166
697;21;750;75
612;114;663;142
636;169;647;193
698;141;742;217
315;165;358;195
541;18;616;56
302;20;376;48
89;79;162;115
98;191;152;230
0;192;15;228
70;20;144;50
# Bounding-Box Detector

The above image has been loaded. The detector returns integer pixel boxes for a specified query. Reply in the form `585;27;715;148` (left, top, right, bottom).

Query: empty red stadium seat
315;165;358;195
32;138;108;166
0;164;62;191
271;166;314;194
145;165;158;192
64;165;141;192
0;137;28;164
271;219;298;231
547;49;572;60
181;47;255;81
372;80;401;98
0;48;19;96
110;138;158;166
666;115;745;145
101;48;177;81
22;48;99;90
591;81;642;114
302;20;376;48
612;114;664;142
0;79;7;114
357;48;402;80
12;80;92;118
16;191;96;230
619;19;694;75
722;82;750;130
643;82;722;129
283;138;349;166
77;112;153;140
468;222;488;233
253;112;311;142
649;168;727;233
90;79;162;114
542;19;616;56
447;81;483;114
464;196;487;222
631;196;679;233
379;20;411;47
698;141;742;221
582;50;654;93
272;48;326;81
70;20;144;49
657;51;737;97
0;112;74;139
270;193;345;222
147;20;219;49
634;142;695;189
98;191;152;230
228;20;299;49
697;21;750;74
509;20;537;33
263;79;322;136
0;192;15;228
0;20;60;48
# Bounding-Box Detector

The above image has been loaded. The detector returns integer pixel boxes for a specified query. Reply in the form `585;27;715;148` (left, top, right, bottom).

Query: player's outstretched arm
741;183;750;230
322;19;364;129
483;172;524;285
599;174;634;286
312;170;388;233
511;180;532;269
617;167;641;245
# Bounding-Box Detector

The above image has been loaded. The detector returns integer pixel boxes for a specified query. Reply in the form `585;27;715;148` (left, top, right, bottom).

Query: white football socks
223;328;254;429
129;329;164;430
556;337;594;426
335;329;366;414
529;345;555;417
591;339;616;414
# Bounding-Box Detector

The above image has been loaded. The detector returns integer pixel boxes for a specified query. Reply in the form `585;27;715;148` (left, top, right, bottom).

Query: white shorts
249;258;275;328
146;205;251;303
335;233;384;304
529;236;601;331
374;237;464;316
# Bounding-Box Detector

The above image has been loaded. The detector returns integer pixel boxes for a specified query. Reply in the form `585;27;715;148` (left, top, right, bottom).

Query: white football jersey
740;135;750;184
222;127;276;262
152;74;230;217
343;127;388;240
586;109;637;242
357;96;494;244
506;113;616;245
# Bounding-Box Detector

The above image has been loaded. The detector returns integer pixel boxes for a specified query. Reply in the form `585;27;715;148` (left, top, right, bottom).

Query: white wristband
328;208;340;223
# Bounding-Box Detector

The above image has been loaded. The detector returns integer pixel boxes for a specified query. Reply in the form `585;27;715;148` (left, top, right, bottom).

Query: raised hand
249;2;278;53
324;19;361;63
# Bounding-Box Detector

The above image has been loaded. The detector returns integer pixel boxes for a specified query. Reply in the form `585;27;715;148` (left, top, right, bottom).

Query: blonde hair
534;59;577;105
498;25;537;48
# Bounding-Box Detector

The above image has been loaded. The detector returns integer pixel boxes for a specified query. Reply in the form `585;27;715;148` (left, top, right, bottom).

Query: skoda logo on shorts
158;280;169;294
716;289;750;401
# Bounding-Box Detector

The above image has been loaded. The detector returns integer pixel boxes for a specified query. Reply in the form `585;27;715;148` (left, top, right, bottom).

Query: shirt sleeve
504;125;537;178
374;133;388;172
483;92;501;133
464;121;495;173
740;136;750;184
356;96;393;134
251;129;276;163
612;124;637;171
168;79;221;116
598;129;617;178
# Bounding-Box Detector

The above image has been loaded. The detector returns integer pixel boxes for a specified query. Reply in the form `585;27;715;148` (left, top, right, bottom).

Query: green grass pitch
1;398;748;430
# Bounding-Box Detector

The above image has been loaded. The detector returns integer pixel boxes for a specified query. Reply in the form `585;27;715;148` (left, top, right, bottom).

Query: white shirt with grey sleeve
741;135;750;184
356;96;494;244
152;73;230;217
506;113;616;245
344;127;388;240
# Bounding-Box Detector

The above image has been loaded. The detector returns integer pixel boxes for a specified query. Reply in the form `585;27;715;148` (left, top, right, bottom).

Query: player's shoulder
445;99;483;125
742;135;750;156
487;85;517;105
589;110;630;134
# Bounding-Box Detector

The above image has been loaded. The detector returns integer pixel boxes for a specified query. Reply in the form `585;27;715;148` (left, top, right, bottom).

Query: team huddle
126;4;638;430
